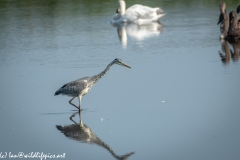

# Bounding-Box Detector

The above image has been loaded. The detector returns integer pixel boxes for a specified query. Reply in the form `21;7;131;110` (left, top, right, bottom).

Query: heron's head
113;58;131;68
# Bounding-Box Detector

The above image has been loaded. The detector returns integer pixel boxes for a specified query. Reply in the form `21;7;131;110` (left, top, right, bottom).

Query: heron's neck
99;61;114;78
92;61;115;83
119;0;126;16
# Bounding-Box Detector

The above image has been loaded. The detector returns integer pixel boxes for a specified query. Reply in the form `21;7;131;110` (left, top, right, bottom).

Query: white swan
111;0;165;25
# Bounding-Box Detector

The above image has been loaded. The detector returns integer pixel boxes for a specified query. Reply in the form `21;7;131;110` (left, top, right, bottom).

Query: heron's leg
79;111;83;126
69;97;79;109
78;95;82;111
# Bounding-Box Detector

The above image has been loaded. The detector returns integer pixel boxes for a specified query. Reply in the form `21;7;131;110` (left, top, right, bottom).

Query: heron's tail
54;84;67;96
54;89;61;96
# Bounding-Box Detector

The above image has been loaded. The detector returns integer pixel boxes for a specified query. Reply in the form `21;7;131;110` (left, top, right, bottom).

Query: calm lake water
0;0;240;160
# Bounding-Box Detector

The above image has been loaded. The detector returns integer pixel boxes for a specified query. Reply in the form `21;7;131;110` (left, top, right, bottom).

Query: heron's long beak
120;62;131;68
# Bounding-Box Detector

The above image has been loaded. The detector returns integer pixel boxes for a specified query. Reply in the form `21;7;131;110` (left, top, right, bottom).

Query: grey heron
54;58;131;111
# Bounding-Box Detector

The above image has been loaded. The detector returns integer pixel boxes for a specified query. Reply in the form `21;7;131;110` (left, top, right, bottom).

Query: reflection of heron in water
56;112;135;160
54;58;131;111
112;22;163;48
219;39;240;63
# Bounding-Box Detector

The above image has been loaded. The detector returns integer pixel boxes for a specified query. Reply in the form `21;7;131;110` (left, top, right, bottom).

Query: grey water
0;0;240;160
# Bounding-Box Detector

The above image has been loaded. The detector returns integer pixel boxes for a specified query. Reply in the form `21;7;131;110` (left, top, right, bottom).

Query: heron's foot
78;108;82;115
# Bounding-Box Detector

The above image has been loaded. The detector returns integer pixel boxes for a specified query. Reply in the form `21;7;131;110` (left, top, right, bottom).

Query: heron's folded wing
56;78;88;96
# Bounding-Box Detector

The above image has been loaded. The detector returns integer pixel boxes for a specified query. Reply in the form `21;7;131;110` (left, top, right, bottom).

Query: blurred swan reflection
56;112;134;160
219;39;240;64
112;22;163;47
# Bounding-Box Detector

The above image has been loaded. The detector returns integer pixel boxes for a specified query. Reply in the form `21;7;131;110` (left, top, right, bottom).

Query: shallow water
0;0;240;160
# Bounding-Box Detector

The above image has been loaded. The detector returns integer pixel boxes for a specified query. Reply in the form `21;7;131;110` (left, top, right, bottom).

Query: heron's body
54;58;131;111
55;76;100;97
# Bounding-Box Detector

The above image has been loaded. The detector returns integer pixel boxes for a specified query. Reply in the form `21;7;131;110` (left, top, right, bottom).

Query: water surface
0;0;240;160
